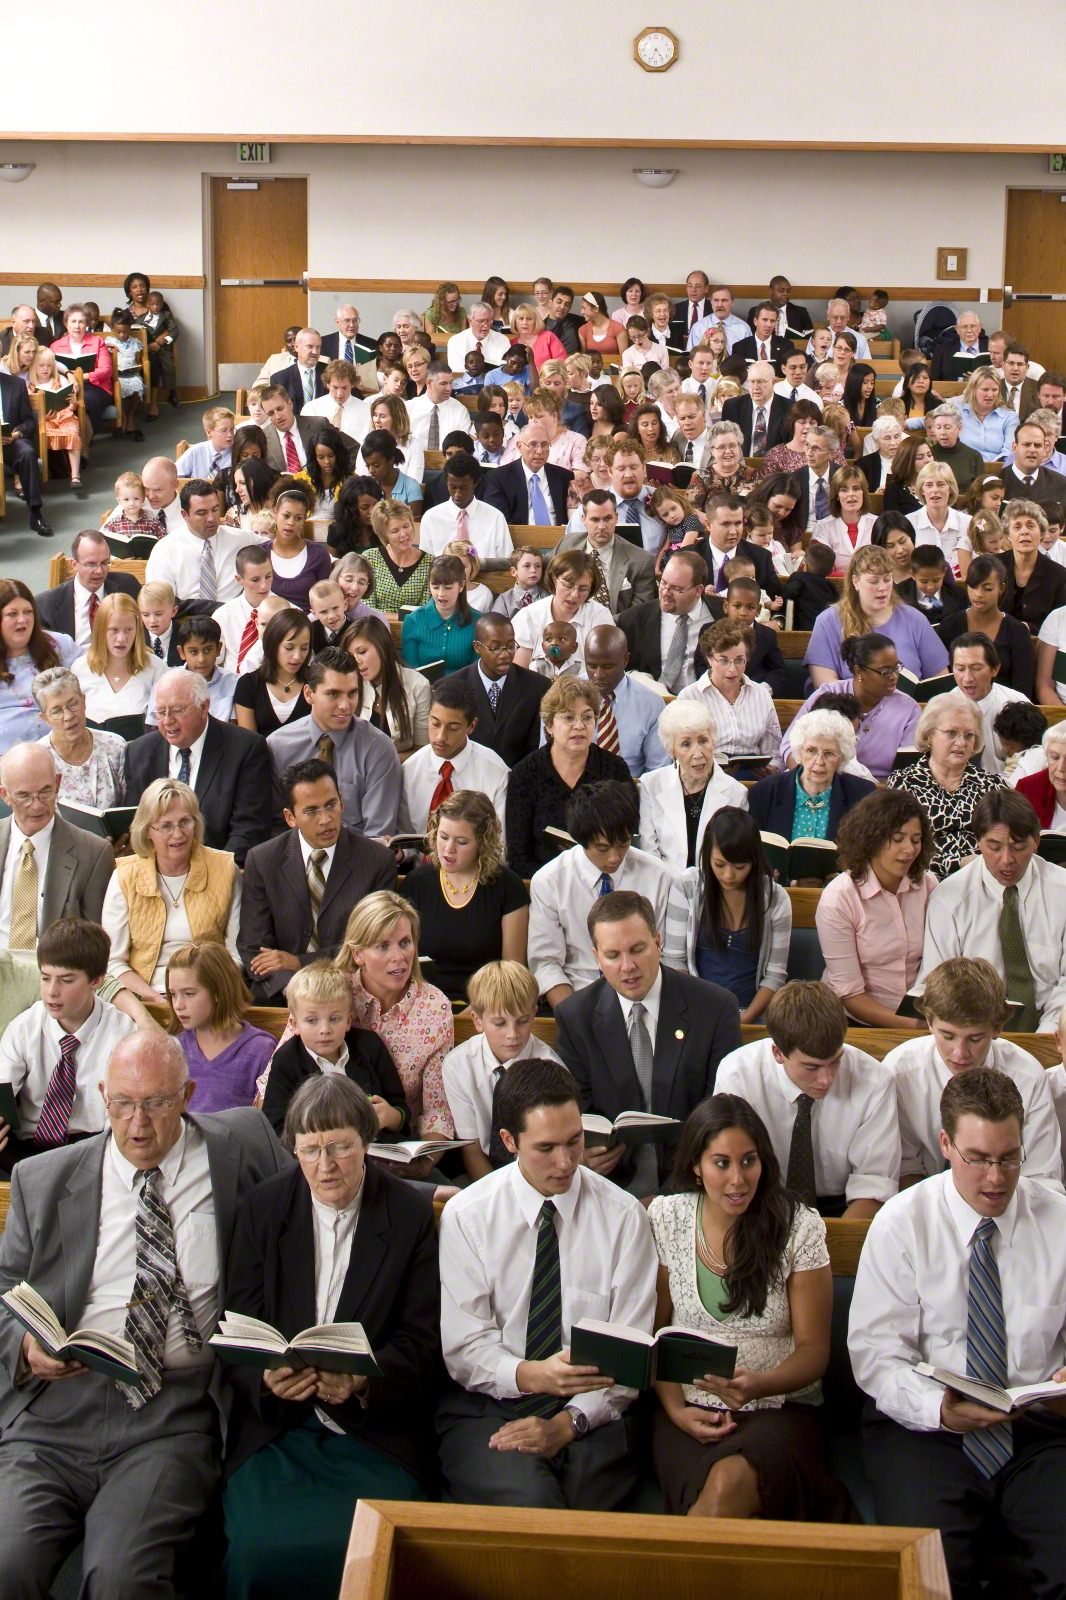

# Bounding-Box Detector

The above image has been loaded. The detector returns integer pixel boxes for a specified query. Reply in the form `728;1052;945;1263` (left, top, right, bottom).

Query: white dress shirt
72;578;103;648
417;498;513;559
637;762;749;871
214;594;264;676
79;1122;218;1369
848;1171;1066;1431
302;392;371;439
0;816;54;947
397;737;510;836
512;595;614;675
167;723;210;789
145;525;249;604
439;1159;658;1429
0;996;135;1136
528;844;684;995
406;395;473;452
442;1032;563;1154
919;856;1066;1030
715;1038;901;1204
446;329;511;370
677;674;782;765
928;685;1029;777
657;603;705;692
102;869;242;992
72;654;168;723
311;1181;364;1432
883;1034;1063;1190
774;380;823;411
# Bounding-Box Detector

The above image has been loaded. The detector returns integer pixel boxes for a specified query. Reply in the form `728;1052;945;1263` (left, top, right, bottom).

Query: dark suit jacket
239;825;398;1001
0;370;37;442
262;1030;406;1138
0;814;113;930
701;609;787;695
999;463;1066;508
617;598;716;680
222;1161;439;1483
35;573;141;638
929;333;989;383
747;769;876;841
272;361;329;416
481;459;572;525
730;335;793;374
720;393;791;455
555;966;741;1183
446;662;548;768
123;716;272;866
263;416;358;475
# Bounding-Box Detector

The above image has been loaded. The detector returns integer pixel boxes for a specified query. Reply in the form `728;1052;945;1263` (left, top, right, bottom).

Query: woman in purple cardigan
166;942;278;1111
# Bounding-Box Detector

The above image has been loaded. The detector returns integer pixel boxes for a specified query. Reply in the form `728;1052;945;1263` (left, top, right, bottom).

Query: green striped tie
515;1200;562;1416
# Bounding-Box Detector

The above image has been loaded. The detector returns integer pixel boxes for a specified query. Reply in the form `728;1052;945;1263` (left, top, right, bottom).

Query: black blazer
272;361;329;415
262;1029;407;1138
1000;549;1066;635
747;769;876;841
719;393;791;455
0;370;37;441
555;966;741;1183
239;825;399;1001
730;335;793;374
222;1161;440;1484
35;573;141;638
999;464;1066;509
930;333;988;383
617;597;716;680
701;608;787;696
446;662;549;768
481;459;572;525
123;716;272;866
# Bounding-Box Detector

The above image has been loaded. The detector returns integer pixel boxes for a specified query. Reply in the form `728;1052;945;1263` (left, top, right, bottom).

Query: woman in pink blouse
51;303;113;439
815;788;938;1029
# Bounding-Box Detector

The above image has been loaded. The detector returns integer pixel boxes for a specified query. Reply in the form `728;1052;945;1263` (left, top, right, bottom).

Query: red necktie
237;608;258;668
88;592;99;630
283;430;300;473
429;760;454;814
597;694;621;755
35;1033;79;1147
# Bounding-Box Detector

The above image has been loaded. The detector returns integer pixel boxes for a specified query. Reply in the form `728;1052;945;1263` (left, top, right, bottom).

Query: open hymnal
915;1361;1066;1414
1;1282;139;1381
569;1318;738;1390
209;1311;382;1376
581;1112;681;1148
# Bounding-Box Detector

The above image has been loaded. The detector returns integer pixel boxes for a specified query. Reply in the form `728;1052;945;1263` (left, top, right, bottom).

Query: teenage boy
0;918;135;1170
214;546;274;674
147;615;237;724
442;960;563;1182
884;957;1061;1189
137;579;181;665
397;678;510;836
715;980;900;1218
261;962;407;1138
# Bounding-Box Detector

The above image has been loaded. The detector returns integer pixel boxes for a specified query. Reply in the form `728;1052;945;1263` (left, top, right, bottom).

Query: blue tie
598;873;613;896
964;1217;1013;1479
177;748;191;785
344;338;354;363
529;473;550;526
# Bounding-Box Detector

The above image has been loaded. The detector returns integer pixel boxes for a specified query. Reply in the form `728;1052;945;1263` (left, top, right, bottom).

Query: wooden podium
341;1501;950;1600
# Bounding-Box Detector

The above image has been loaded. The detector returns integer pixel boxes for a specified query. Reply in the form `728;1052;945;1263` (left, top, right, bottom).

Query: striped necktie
8;838;38;950
119;1168;203;1410
964;1218;1013;1478
198;538;217;605
34;1033;79;1147
514;1200;562;1415
597;692;621;755
306;848;328;952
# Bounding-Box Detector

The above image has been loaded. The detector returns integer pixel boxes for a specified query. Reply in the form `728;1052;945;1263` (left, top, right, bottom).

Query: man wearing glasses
0;1029;288;1595
850;1065;1066;1596
35;531;141;645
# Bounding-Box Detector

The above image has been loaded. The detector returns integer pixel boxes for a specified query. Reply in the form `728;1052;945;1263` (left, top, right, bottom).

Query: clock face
636;28;677;69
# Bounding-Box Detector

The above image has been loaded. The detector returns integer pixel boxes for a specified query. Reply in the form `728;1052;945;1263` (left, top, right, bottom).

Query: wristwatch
564;1404;590;1439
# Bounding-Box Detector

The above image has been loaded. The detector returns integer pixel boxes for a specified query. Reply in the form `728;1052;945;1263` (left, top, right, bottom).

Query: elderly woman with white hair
885;695;1003;877
33;665;126;808
101;776;242;1003
1016;724;1066;833
857;413;904;492
637;699;748;869
925;402;985;493
747;708;876;871
906;461;971;569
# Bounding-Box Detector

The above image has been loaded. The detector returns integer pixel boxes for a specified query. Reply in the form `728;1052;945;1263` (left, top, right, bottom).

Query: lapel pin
675;1029;684;1040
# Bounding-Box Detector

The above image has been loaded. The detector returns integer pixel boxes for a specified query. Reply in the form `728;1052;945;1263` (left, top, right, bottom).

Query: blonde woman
805;544;950;688
907;461;971;568
29;346;82;485
71;591;167;723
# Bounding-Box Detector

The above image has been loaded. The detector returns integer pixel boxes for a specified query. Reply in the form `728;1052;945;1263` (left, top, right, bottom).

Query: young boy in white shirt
137;580;179;664
0;918;135;1170
442;961;562;1182
213;545;275;674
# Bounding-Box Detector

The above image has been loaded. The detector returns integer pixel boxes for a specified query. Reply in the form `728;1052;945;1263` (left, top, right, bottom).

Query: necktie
597;872;613;896
964;1217;1013;1478
660;614;690;693
627;1001;659;1198
999;885;1038;1030
88;591;99;631
283;430;300;473
429;759;454;814
597;693;621;755
814;477;830;521
8;838;38;949
306;847;328;953
528;472;550;525
34;1033;79;1147
316;733;335;767
343;338;354;364
487;680;502;714
237;608;258;669
303;367;314;403
177;747;191;785
1009;386;1020;412
152;635;164;659
752;406;768;455
119;1168;203;1410
331;404;344;429
488;1065;513;1169
786;1093;817;1204
427;404;440;451
515;1200;562;1415
698;383;706;404
198;539;217;605
759;342;767;361
790;386;798;402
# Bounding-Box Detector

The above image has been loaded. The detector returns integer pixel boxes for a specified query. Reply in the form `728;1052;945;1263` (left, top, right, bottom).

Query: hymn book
569;1318;738;1390
1;1283;140;1381
210;1312;382;1375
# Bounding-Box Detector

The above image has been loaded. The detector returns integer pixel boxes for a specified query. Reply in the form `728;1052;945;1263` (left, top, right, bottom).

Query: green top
694;1255;732;1321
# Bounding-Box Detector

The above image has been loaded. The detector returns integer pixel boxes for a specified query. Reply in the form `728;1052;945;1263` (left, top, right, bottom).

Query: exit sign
237;142;270;165
1051;154;1066;173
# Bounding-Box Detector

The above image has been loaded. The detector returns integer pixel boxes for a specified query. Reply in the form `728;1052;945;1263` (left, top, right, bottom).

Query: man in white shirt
775;350;823;410
407;363;473;453
807;300;871;361
397;678;509;837
529;779;684;1009
417;453;513;559
0;745;113;950
447;303;511;372
919;788;1066;1031
715;981;900;1217
884;956;1062;1190
300;359;371;439
848;1066;1066;1596
145;480;249;606
437;1056;658;1508
141;456;184;537
931;639;1029;775
687;285;750;353
672;395;712;472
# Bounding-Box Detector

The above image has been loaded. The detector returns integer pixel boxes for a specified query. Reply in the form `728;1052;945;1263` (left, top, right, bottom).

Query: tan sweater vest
115;846;236;982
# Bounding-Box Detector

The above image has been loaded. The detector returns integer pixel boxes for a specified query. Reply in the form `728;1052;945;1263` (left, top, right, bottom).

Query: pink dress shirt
816;866;938;1011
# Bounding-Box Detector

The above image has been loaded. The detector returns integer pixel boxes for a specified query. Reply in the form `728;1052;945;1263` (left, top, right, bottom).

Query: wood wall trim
0;274;206;289
309;278;1005;303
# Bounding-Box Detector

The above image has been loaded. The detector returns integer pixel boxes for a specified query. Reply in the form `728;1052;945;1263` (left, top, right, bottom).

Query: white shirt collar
108;1120;188;1192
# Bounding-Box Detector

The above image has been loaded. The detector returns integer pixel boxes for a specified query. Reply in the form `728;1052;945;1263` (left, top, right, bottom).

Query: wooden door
212;177;308;364
1004;190;1066;374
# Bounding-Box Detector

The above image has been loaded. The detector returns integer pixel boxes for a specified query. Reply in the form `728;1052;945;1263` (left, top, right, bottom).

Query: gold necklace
440;868;478;905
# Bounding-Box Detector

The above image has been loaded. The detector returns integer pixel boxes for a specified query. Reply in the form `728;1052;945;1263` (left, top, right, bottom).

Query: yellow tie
9;837;38;950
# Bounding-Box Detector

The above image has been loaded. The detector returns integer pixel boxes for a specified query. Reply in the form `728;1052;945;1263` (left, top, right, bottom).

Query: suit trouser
2;437;42;511
0;1363;220;1600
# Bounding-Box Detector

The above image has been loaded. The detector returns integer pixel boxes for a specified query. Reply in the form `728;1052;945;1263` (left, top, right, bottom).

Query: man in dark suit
481;428;571;525
754;277;814;341
720;369;791;455
124;671;272;865
555;890;741;1193
318;304;379;366
260;386;357;474
446;616;548;768
669;269;712;349
732;303;793;373
238;758;398;1003
0;744;114;944
999;422;1066;508
0;367;50;536
929;314;989;383
36;530;141;644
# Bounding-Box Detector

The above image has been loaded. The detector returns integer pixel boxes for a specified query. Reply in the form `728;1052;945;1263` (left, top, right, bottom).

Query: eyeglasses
294;1140;359;1164
9;788;57;806
948;1136;1024;1172
861;664;901;679
105;1093;182;1119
